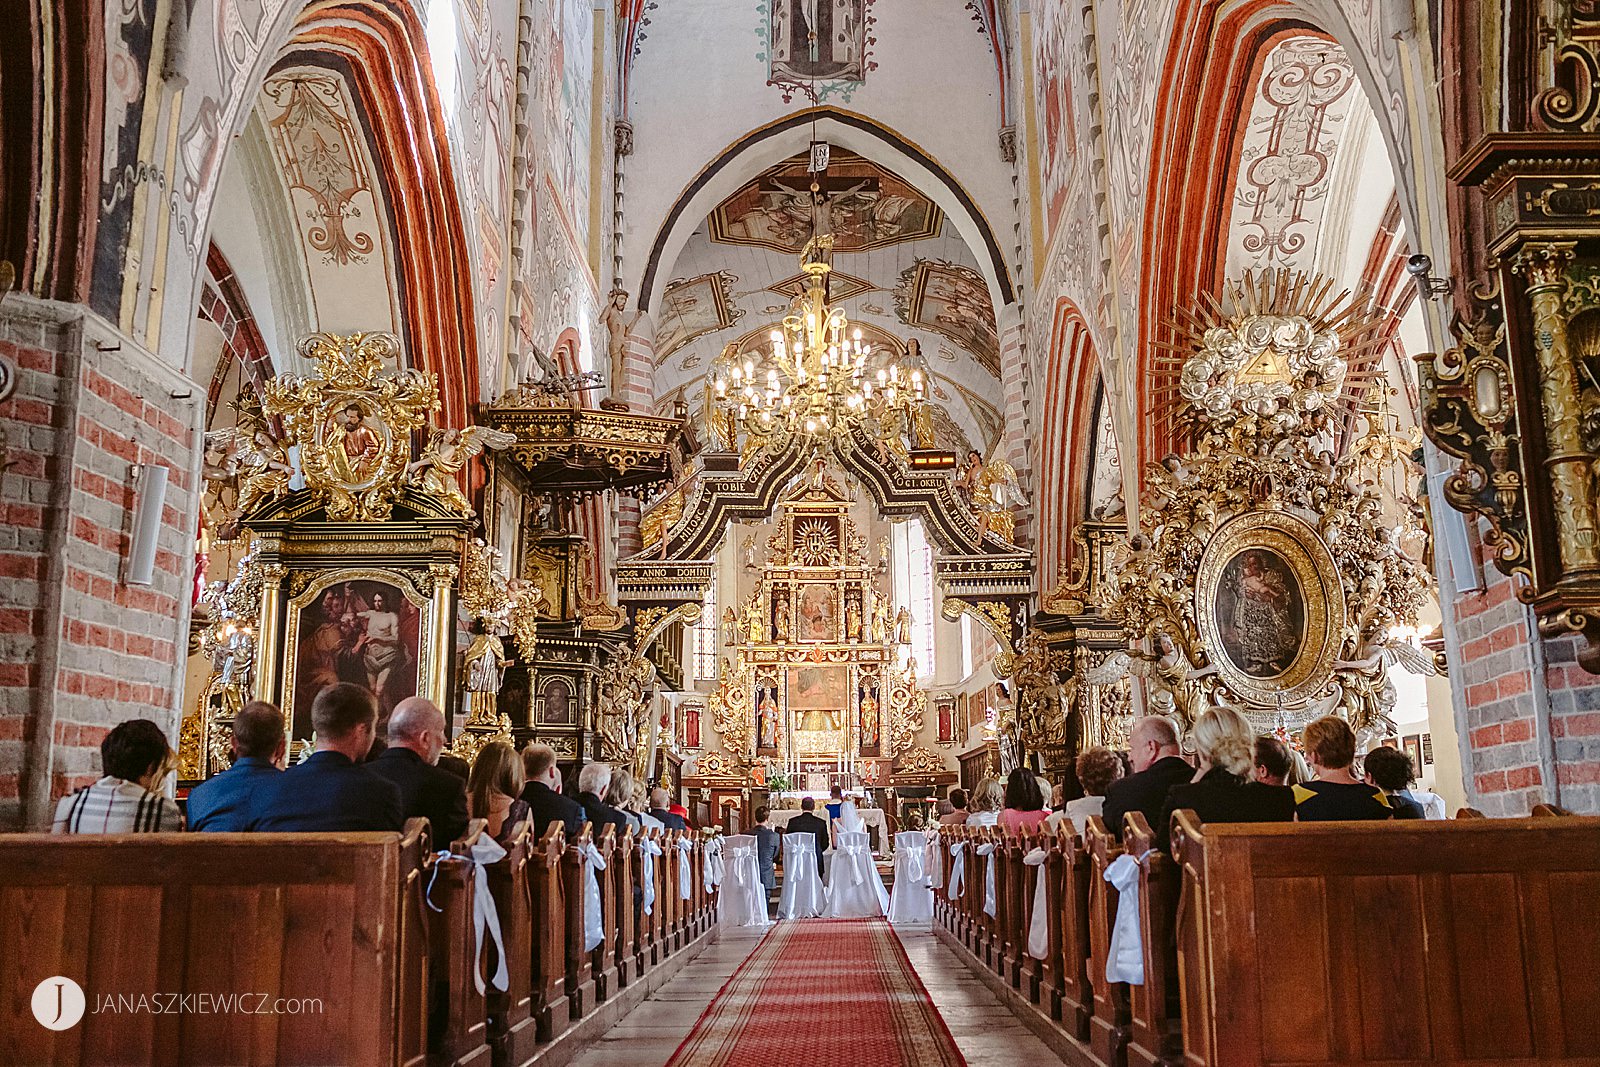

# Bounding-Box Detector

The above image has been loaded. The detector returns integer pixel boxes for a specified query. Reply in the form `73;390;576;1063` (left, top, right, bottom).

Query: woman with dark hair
53;719;184;833
1052;746;1124;835
999;772;1048;833
467;741;529;842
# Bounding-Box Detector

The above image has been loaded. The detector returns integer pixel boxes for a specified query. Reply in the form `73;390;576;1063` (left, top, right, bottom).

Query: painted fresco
655;272;742;362
894;261;1000;377
1033;0;1078;240
91;0;163;316
760;0;876;101
537;0;593;251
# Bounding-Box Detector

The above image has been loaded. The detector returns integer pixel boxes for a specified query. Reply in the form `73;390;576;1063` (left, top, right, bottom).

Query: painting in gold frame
795;583;838;643
789;665;848;733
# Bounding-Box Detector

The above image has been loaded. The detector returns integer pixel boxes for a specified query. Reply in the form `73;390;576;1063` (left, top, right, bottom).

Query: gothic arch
1035;299;1102;597
636;108;1016;317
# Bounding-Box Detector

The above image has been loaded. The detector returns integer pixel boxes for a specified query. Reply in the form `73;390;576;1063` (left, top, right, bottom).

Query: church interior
2;1;1599;1064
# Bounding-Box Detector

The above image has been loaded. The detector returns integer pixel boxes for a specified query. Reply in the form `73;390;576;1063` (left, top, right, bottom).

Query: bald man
367;696;469;845
1101;715;1192;841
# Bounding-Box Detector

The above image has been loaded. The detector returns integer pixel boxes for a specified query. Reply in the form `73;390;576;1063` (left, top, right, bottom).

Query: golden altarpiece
707;467;926;787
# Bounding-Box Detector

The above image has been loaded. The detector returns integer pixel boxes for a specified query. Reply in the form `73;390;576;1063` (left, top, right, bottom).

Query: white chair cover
1024;847;1049;959
719;834;771;928
777;830;826;919
825;830;889;918
888;830;934;924
703;837;725;889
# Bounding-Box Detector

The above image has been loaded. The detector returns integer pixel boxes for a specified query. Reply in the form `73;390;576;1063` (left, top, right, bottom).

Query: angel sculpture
964;454;1024;543
407;426;516;514
233;419;295;520
202;430;242;516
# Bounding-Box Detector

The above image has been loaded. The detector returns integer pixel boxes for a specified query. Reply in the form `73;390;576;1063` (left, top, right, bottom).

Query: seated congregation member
576;762;629;839
467;741;530;842
436;752;471;782
605;767;643;834
938;787;970;826
520;743;585;840
999;772;1049;833
649;786;689;830
1052;746;1123;836
1253;735;1293;786
54;718;184;833
753;805;779;903
786;796;830;876
187;701;285;832
668;800;692;827
1102;715;1193;839
1158;707;1295;847
966;777;1004;827
1293;716;1393;821
367;697;469;845
1362;745;1426;819
245;684;402;832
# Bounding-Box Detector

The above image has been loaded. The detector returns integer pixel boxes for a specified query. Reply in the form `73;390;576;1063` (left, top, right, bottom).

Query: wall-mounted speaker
126;464;169;587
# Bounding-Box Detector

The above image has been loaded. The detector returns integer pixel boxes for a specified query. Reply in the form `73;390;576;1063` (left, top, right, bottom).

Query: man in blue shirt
187;701;286;831
245;683;403;832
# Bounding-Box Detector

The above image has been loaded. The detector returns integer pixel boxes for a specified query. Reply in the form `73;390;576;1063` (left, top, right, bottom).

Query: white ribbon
975;841;998;917
703;838;724;889
676;837;694;900
840;841;872;886
925;828;944;889
638;835;663;916
1105;850;1150;986
729;842;760;890
948;841;967;899
897;841;929;888
424;841;510;995
581;842;607;953
1024;847;1049;961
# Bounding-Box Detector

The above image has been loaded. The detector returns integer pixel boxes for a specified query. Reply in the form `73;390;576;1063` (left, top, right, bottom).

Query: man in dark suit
367;697;469;846
785;796;830;877
576;762;628;840
1102;715;1193;840
188;701;286;831
648;786;689;830
245;684;403;832
519;743;585;841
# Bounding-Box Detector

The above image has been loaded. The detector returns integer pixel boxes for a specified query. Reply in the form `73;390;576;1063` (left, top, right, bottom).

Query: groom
787;796;830;877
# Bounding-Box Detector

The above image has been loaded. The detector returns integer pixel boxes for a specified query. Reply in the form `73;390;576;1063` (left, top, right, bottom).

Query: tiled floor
564;921;1065;1066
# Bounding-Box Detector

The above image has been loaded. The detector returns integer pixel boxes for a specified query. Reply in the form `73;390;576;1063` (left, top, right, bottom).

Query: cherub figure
406;426;516;514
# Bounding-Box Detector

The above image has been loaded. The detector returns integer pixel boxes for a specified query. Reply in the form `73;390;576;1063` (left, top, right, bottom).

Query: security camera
1405;253;1432;277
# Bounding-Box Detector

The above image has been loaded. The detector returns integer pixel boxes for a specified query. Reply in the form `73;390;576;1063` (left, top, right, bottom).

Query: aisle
567;922;1063;1067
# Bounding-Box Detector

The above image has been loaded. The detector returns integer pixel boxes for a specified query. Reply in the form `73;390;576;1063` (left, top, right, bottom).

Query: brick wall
997;308;1031;549
0;297;202;829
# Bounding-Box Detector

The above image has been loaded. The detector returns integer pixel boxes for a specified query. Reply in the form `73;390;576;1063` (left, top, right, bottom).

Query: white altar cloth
769;806;891;853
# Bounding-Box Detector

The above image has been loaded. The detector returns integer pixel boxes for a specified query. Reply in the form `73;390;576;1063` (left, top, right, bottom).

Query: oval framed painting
1195;512;1345;707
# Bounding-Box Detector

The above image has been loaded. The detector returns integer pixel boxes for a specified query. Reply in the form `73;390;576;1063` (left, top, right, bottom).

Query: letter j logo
31;977;86;1030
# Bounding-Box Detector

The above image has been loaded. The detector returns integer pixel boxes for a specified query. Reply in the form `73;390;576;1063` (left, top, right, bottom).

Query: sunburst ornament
793;518;837;565
1154;269;1390;448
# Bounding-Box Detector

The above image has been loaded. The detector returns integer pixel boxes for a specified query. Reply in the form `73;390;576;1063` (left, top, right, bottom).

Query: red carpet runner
665;919;965;1067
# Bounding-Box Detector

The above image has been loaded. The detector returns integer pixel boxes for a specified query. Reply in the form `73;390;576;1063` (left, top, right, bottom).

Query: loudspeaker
126;464;169;586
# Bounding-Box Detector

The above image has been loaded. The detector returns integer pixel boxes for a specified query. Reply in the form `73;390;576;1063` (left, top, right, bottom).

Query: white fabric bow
424;842;510;994
1104;850;1150;985
925;828;945;889
703;838;724;889
676;836;694;900
840;840;872;886
948;841;967;899
581;841;607;953
729;842;759;889
975;841;999;917
639;835;664;916
1024;847;1049;961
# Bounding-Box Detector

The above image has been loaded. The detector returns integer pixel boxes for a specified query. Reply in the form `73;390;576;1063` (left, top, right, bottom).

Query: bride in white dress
825;800;890;918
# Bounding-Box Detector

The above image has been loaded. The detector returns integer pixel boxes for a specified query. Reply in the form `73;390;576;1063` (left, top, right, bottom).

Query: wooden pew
998;829;1027;988
0;821;432;1067
429;820;493;1067
1084;816;1129;1067
1059;827;1095;1041
1532;802;1572;816
529;824;570;1042
483;820;538;1067
588;826;618;1005
610;826;635;992
1122;812;1181;1067
1019;829;1047;1005
1169;812;1600;1066
562;825;596;1020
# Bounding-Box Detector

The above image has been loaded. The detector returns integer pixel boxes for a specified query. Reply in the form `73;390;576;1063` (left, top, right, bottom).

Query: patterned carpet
664;919;966;1067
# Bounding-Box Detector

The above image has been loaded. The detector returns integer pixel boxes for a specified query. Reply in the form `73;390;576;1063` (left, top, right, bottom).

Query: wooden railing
934;810;1600;1067
0;820;720;1067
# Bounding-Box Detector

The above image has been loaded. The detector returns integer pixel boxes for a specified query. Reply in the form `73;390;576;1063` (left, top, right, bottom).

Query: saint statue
462;627;508;724
757;691;781;750
894;607;912;645
328;404;381;484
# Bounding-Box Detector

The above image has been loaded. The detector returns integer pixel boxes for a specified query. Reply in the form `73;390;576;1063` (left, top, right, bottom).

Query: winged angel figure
406;426;516;513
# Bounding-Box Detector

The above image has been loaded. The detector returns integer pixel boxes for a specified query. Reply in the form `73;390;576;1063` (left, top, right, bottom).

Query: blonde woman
965;777;1005;827
467;741;529;843
606;767;644;833
1156;706;1294;847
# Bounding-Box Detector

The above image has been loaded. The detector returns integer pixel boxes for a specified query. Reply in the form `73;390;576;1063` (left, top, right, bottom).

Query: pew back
1172;813;1600;1066
0;822;431;1067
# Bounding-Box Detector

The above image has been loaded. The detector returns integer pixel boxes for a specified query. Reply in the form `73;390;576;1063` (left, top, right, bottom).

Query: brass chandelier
711;236;927;454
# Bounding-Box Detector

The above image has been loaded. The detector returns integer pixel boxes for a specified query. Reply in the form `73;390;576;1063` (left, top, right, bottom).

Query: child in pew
1361;745;1427;819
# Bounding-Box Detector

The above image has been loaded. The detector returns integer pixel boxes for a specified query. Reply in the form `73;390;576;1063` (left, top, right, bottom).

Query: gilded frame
1195;511;1344;707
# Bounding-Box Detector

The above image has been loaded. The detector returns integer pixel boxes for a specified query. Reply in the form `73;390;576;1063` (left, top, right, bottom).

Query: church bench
588;827;619;1005
1169;811;1600;1067
562;825;596;1019
483;821;539;1067
528;823;570;1043
429;819;493;1067
1121;813;1181;1067
609;827;635;992
1083;816;1131;1067
0;819;433;1067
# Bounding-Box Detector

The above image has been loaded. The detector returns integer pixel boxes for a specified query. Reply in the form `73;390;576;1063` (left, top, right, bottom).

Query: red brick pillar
615;316;656;560
0;298;202;829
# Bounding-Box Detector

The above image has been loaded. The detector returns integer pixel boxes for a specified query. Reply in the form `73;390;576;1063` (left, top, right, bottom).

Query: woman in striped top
52;719;184;833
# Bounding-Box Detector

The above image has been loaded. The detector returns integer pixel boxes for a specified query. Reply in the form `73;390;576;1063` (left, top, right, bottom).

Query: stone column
996;303;1032;548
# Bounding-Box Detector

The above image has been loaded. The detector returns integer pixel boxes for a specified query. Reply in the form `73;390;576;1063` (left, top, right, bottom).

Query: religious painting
767;0;867;85
497;664;532;726
935;694;955;744
90;0;163;317
756;684;782;753
287;575;425;740
1196;512;1343;707
894;260;1001;376
708;150;940;254
1403;734;1423;773
683;699;703;749
655;272;741;361
1033;0;1079;239
796;584;839;643
858;678;883;757
1213;548;1306;678
317;398;388;490
769;270;874;303
789;666;848;732
539;675;576;725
